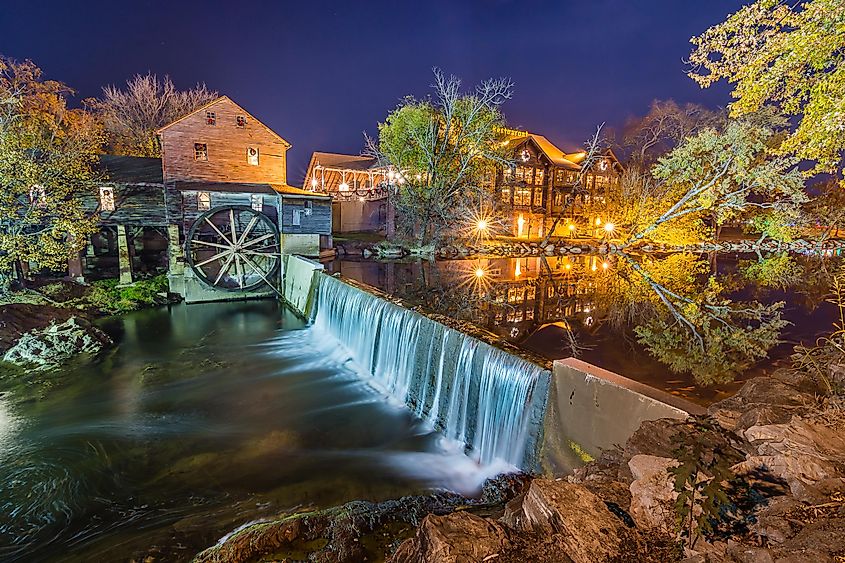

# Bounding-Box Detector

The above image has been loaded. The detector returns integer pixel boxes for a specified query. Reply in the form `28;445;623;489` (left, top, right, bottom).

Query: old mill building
302;128;621;238
75;96;332;302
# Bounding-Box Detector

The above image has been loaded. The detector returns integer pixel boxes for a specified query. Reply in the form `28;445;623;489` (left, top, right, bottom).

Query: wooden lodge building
76;96;331;302
496;129;623;239
303;129;621;239
301;152;394;234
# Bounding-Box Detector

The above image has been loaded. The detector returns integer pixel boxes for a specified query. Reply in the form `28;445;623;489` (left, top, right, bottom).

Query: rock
389;511;511;563
708;377;815;433
734;420;845;501
2;316;111;370
500;479;623;563
622;418;690;473
627;455;679;533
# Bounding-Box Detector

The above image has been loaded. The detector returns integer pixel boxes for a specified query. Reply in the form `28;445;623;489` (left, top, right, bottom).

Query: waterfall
312;274;548;469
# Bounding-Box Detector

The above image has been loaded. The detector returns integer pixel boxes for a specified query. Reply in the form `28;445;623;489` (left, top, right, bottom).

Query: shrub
85;275;169;314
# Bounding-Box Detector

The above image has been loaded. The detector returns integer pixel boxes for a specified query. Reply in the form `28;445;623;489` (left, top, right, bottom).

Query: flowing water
0;301;504;562
313;275;546;469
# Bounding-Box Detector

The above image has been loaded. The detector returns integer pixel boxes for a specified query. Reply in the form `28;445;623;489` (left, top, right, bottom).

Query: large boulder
734;420;845;501
708;377;816;433
627;454;679;534
500;479;624;563
389;511;511;563
2;315;111;370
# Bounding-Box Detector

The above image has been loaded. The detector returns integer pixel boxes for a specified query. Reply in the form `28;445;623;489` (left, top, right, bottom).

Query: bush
85;275;169;314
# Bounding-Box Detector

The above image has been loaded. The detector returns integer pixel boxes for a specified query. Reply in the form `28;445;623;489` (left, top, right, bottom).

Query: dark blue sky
2;0;741;184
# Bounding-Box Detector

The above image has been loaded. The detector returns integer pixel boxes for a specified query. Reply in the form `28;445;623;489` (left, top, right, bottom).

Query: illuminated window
532;187;543;207
503;167;513;181
534;168;544;185
247;147;259;166
206;111;216;125
514;187;531;206
525;309;534;320
526;286;536;300
507;287;522;303
500;187;511;203
194;143;208;161
555;169;578;185
236;115;246;128
99;186;115;211
250;194;262;211
197;191;211;210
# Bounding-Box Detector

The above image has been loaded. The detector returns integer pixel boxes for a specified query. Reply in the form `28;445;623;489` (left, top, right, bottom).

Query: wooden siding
81;184;167;226
279;198;331;235
159;97;289;185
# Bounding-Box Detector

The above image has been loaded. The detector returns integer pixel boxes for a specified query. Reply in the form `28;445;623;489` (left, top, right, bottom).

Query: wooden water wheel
186;205;280;291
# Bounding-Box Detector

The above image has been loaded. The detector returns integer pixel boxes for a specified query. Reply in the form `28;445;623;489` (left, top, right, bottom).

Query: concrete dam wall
282;255;697;474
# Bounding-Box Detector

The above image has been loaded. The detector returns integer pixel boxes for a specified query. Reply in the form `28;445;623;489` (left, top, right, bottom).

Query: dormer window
247;147;259;166
197;191;211;210
194;143;208;161
236;115;246;128
250;194;262;211
99;186;115;211
206;111;216;125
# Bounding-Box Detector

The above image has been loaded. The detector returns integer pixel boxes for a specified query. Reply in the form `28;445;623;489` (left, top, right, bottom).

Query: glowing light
415;173;422;181
475;268;485;278
387;170;395;180
517;213;525;237
358;196;365;202
604;222;615;233
565;263;572;270
595;217;602;226
602;262;609;270
476;219;488;231
515;259;522;277
591;264;597;272
339;182;349;191
310;178;318;188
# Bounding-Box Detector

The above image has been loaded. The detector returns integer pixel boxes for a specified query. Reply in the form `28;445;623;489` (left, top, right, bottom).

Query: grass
83;275;169;314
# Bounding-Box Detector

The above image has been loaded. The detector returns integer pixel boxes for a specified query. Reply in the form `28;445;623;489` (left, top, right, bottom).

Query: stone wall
281;254;324;319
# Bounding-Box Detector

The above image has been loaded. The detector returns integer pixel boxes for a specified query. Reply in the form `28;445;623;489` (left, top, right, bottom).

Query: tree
621;99;725;165
368;69;512;246
0;56;102;288
625;118;807;246
89;73;217;157
689;0;845;182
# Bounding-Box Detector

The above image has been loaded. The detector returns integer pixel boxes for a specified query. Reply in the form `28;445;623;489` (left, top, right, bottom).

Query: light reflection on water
0;301;496;562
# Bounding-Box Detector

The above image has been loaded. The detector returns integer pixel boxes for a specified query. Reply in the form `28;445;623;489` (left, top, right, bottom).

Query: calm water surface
0;301;490;562
330;252;840;405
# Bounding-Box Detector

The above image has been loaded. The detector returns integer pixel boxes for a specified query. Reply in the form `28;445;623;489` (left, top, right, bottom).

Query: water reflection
330;252;838;403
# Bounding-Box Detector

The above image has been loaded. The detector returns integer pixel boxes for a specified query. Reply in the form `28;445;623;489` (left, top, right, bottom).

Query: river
0;301;494;561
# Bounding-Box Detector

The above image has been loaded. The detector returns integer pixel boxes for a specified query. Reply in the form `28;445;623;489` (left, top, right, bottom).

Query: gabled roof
505;133;581;170
308;151;381;171
156;95;292;148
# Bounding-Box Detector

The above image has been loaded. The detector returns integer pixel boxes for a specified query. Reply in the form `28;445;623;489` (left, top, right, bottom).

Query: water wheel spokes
186;205;281;291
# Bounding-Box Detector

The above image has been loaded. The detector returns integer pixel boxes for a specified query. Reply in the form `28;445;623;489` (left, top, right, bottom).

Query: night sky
2;0;741;184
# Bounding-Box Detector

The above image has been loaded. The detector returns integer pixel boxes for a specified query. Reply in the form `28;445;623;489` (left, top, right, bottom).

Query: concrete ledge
282;255;324;319
540;358;704;475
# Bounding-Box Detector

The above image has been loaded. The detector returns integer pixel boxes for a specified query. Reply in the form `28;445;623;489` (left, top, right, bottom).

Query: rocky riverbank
0;276;171;371
193;356;845;562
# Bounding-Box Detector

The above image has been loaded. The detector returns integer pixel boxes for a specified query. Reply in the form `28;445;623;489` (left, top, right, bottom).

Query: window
292;209;301;226
99;186;115;211
534;168;544;186
532;187;543;207
206;111;216;125
236;115;246;128
500;187;511;203
247;147;259;166
513;187;531;206
250;194;262;211
194;143;208;161
555;169;577;185
197;191;211;210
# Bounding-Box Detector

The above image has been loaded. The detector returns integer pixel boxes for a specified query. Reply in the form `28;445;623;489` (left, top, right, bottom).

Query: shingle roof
98;155;164;184
310;152;381;171
507;134;581;170
173;180;330;199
